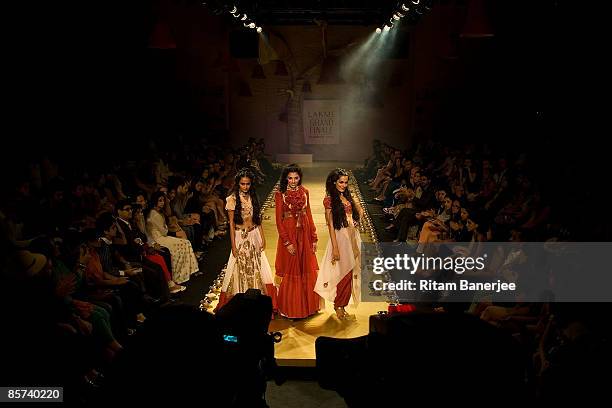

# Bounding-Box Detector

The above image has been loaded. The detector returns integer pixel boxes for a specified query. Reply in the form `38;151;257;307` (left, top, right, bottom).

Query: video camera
214;288;284;406
105;289;282;407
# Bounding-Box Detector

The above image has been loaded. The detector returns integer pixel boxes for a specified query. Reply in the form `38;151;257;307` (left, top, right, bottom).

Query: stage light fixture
411;0;420;4
383;24;391;32
376;27;382;34
401;4;410;11
393;13;401;20
224;4;260;31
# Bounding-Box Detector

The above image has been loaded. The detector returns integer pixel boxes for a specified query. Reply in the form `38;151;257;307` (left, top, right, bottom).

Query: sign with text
361;242;612;303
303;100;340;144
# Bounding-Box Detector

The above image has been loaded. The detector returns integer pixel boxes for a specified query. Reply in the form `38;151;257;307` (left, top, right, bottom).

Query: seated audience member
83;227;146;330
417;196;454;247
133;193;175;273
8;249;107;391
200;169;228;231
145;191;199;285
30;237;124;360
168;177;204;253
114;200;182;297
185;179;217;243
448;200;464;241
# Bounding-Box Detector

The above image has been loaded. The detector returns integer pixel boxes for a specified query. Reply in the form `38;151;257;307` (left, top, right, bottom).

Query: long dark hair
279;163;303;193
231;168;261;226
325;168;359;230
145;191;166;220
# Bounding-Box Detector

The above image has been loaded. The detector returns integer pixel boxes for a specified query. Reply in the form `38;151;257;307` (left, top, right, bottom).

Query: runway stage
264;162;386;367
212;162;387;367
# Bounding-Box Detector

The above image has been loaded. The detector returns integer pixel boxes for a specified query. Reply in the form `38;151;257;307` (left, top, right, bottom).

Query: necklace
287;185;299;191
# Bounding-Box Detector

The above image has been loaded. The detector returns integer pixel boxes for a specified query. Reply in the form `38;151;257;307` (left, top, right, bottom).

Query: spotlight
248;22;256;29
257;26;262;33
383;24;391;32
411;0;420;4
396;11;405;17
376;27;382;34
389;18;395;25
232;12;240;18
393;13;401;20
230;6;237;14
241;14;248;20
401;4;410;11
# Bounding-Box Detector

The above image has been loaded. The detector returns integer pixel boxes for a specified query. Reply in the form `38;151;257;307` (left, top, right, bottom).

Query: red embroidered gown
275;186;322;318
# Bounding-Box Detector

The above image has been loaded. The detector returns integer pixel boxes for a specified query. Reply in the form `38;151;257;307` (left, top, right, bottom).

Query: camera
214;288;284;406
105;290;282;407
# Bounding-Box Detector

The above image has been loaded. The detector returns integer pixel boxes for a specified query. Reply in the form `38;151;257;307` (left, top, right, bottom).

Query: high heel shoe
169;282;186;294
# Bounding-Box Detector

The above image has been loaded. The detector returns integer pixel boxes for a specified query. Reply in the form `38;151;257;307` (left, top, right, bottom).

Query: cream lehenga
215;192;276;310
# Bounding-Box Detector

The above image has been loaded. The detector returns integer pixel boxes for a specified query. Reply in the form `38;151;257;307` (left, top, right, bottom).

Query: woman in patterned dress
315;168;364;320
145;191;199;284
216;169;277;311
275;164;322;318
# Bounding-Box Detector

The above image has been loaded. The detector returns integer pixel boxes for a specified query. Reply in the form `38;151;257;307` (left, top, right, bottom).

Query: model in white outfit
215;169;276;312
315;168;363;320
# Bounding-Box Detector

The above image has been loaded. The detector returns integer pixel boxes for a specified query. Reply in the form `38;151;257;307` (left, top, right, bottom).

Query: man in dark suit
114;199;171;302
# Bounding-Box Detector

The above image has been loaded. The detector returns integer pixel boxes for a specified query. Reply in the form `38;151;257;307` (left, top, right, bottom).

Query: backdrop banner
303;100;340;145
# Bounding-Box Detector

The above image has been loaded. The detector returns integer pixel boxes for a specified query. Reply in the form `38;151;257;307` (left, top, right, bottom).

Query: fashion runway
261;162;387;367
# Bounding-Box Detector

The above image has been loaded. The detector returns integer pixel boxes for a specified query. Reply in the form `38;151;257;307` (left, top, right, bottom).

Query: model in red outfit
314;168;364;320
275;164;322;318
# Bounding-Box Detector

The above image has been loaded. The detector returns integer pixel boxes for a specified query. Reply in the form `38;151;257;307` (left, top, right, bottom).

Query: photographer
106;290;280;407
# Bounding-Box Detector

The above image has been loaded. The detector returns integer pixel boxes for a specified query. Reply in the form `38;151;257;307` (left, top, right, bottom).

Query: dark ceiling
202;0;433;25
